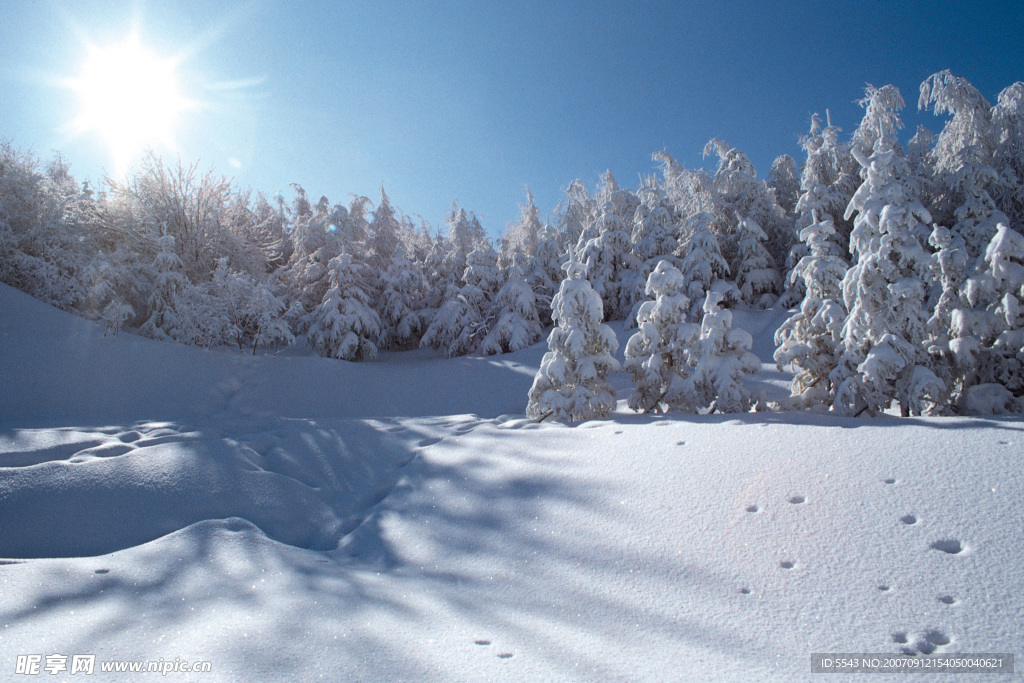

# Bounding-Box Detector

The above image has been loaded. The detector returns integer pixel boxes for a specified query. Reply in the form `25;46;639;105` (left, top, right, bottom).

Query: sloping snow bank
2;283;1023;681
0;283;543;427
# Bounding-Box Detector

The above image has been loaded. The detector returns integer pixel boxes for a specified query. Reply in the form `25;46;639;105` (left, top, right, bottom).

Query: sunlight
66;32;194;175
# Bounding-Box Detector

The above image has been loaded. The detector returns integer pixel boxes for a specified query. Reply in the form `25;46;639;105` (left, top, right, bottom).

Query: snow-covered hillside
1;284;1022;681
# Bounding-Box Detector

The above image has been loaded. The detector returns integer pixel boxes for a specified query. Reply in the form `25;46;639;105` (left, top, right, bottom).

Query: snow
2;282;1023;681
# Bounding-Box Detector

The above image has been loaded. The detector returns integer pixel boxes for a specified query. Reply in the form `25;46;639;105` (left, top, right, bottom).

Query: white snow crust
1;283;1022;681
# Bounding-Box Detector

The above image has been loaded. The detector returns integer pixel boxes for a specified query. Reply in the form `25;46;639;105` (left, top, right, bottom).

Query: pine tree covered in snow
624;261;701;413
703;138;790;266
768;154;800;216
783;113;859;306
946;223;1024;412
502;189;544;261
631;179;680;270
420;246;500;357
678;213;735;316
680;291;761;413
306;252;381;361
774;213;850;408
478;261;542;356
527;223;564;327
377;256;429;349
368;188;402;268
138;235;187;341
526;255;620;422
732;215;780;307
580;203;640;321
624;180;682;328
556;180;594;256
832;85;946;416
927;224;970;346
990;83;1024;228
919;71;1007;258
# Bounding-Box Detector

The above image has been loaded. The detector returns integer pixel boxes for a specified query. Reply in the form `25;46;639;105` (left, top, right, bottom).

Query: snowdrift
2;284;1023;681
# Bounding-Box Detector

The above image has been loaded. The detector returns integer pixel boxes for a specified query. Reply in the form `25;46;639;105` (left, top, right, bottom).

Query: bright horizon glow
65;32;195;176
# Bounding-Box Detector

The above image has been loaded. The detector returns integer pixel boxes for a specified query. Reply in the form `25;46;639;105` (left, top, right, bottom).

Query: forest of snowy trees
3;71;1024;418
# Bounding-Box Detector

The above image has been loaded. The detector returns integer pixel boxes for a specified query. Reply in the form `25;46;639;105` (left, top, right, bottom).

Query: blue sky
2;1;1022;237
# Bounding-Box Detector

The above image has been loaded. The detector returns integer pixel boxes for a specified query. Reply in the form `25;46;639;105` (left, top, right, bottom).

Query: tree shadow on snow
0;416;766;679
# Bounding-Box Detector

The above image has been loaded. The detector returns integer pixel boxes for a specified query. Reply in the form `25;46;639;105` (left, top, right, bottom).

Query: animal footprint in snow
883;478;896;485
497;653;514;659
788;495;805;505
930;539;964;555
899;514;917;525
474;640;491;646
938;595;956;605
780;560;796;570
745;505;759;513
894;629;951;655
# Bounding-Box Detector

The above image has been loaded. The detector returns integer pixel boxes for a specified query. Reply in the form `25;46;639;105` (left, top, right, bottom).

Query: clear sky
2;1;1022;238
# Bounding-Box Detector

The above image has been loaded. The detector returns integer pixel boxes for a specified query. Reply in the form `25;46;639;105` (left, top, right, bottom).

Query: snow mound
0;418;424;558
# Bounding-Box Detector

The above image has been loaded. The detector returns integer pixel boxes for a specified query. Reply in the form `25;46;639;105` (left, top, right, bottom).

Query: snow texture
1;283;1023;681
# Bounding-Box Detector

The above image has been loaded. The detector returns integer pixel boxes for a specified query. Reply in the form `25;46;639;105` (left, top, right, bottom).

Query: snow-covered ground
1;283;1022;681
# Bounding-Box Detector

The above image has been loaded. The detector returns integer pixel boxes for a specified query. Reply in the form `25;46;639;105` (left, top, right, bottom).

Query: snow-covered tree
377;256;429;349
138;234;187;341
0;144;96;309
679;291;761;413
944;223;1024;412
580;202;640;321
767;154;800;216
732;215;780;307
478;261;542;356
556;180;595;255
927;224;970;345
101;299;135;336
526;255;620;422
919;71;1005;257
990;82;1024;228
624;261;701;413
677;212;734;315
502;188;544;261
306;252;381;361
527;223;565;327
419;245;500;357
631;179;680;269
703;138;790;266
787;112;860;298
831;85;946;416
774;213;850;408
368;188;402;268
595;170;640;230
447;203;488;256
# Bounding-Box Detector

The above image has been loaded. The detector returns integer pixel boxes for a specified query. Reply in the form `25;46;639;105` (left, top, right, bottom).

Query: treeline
1;70;1022;416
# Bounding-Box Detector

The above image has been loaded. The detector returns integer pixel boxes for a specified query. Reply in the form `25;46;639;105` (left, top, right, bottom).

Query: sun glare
66;32;194;175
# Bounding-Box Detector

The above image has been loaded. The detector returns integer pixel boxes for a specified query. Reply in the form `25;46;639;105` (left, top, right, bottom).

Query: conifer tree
946;223;1024;412
774;213;850;408
732;215;780;307
138;234;187;341
479;260;542;356
306;252;381;361
527;255;620;421
680;291;761;413
624;261;701;413
832;85;946;416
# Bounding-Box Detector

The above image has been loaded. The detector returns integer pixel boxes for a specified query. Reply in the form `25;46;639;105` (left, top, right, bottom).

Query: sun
66;32;194;175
